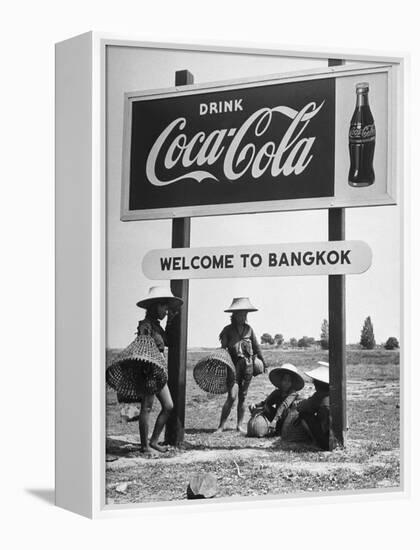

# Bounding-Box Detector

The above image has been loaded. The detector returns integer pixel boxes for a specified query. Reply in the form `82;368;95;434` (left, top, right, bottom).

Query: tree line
260;316;399;350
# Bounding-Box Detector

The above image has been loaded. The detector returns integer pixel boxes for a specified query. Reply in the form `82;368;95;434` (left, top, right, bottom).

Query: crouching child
292;362;330;450
247;363;305;438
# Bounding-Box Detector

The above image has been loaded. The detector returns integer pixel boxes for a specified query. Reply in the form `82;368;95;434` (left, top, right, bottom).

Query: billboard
121;64;398;220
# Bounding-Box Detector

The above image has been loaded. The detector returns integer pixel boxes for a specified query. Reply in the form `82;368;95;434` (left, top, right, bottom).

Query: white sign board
142;241;372;280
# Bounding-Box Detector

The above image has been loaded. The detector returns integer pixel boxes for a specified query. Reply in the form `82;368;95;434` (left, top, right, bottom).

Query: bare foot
236;425;247;434
149;441;168;453
214;426;226;433
139;446;153;455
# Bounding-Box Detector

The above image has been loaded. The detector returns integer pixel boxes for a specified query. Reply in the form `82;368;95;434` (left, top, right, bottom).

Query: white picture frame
55;32;406;518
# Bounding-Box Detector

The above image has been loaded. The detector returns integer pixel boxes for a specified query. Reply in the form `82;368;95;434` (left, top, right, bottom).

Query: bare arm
270;392;298;426
219;328;229;349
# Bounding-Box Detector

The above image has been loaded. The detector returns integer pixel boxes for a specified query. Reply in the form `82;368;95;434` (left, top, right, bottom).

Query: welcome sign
142;241;372;280
121;65;397;220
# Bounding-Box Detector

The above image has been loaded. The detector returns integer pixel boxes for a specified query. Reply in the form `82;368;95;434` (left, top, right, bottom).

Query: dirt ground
106;348;400;504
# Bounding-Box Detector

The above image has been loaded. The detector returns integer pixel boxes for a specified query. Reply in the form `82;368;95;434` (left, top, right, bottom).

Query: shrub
297;336;312;348
360;316;376;349
274;333;284;347
384;336;399;350
289;337;298;348
261;333;274;345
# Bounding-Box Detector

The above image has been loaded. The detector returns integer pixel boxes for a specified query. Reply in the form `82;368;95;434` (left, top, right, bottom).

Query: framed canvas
55;32;406;518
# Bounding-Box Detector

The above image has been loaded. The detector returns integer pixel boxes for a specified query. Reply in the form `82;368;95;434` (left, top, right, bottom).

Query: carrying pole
328;58;347;448
165;70;194;446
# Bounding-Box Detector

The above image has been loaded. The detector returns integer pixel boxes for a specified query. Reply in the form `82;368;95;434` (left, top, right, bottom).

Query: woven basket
193;348;236;394
106;335;167;401
247;413;270;438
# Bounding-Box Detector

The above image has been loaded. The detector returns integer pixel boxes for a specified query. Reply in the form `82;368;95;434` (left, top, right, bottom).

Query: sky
106;46;400;349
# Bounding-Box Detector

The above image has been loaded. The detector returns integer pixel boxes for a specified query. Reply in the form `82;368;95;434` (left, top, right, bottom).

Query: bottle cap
356;82;369;92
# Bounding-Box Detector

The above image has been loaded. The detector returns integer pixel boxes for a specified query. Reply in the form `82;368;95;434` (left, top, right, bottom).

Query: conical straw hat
106;335;167;400
193;348;236;394
269;363;305;391
136;286;183;309
304;364;329;385
224;297;258;312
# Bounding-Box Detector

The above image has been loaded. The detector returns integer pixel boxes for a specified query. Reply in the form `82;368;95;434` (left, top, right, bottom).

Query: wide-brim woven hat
269;363;305;391
193;348;236;394
304;363;329;385
224;297;258;313
106;335;168;399
136;286;183;309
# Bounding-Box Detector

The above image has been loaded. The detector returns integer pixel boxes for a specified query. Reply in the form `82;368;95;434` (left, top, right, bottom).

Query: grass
105;347;400;505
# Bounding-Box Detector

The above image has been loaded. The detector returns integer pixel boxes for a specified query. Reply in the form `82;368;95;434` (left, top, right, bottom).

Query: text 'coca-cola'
128;78;336;211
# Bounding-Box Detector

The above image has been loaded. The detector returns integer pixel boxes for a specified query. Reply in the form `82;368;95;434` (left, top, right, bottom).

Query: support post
328;208;347;448
165;69;193;446
328;58;346;449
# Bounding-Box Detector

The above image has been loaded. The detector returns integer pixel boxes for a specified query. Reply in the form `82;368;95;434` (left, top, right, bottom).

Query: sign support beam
328;56;347;449
165;70;193;446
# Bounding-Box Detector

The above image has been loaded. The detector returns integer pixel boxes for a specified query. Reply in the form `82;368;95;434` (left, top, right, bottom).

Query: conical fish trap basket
193;348;236;394
106;335;167;401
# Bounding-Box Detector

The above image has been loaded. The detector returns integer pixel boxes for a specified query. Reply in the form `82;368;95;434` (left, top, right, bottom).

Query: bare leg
139;394;154;452
216;383;238;432
149;384;173;452
237;376;252;433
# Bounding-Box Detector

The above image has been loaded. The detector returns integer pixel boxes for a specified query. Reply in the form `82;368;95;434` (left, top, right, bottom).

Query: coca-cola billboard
121;65;397;220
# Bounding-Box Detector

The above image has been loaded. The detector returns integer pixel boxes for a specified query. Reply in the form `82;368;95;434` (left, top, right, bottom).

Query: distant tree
320;319;329;350
274;333;284;347
289;337;298;348
297;336;311;348
384;336;399;350
261;333;274;345
360;316;376;349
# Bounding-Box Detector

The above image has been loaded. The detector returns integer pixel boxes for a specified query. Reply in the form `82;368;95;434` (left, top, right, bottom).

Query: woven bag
106;335;167;401
247;412;270;438
252;356;264;377
193;348;236;394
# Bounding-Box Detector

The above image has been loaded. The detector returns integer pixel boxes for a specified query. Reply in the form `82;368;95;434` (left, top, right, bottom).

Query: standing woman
107;286;182;453
216;297;267;433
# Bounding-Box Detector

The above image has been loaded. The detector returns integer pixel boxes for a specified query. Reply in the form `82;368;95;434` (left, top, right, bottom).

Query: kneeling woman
107;286;182;453
217;297;267;433
248;363;304;436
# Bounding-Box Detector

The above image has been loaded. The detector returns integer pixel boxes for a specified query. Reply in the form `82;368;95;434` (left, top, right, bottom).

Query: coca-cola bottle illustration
348;82;376;187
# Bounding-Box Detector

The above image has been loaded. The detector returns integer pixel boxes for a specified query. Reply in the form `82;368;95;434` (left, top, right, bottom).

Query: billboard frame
121;62;400;221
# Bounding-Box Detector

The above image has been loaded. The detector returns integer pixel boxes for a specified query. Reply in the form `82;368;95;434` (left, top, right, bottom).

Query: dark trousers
300;408;329;450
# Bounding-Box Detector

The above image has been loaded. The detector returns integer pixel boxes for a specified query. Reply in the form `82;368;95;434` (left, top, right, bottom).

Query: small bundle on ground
247;412;270;438
106;335;167;402
193;348;236;394
187;473;218;499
